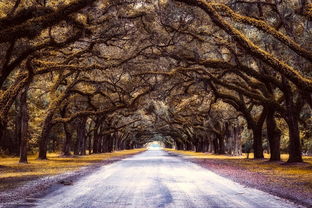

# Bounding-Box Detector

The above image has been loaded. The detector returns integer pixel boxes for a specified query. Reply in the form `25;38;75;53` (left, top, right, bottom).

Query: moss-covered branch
174;0;312;91
0;0;96;43
212;3;312;62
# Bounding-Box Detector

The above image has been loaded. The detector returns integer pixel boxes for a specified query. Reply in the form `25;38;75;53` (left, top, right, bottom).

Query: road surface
17;150;303;207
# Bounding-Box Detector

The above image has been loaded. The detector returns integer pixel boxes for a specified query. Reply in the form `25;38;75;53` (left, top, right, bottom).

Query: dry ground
165;149;312;207
27;150;300;208
0;149;145;193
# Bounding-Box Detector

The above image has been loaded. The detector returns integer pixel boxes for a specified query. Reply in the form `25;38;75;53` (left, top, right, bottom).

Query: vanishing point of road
23;150;303;208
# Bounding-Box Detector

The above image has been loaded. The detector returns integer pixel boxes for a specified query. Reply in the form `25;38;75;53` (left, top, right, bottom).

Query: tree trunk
82;134;87;155
286;113;303;162
266;109;281;161
38;120;52;160
233;126;242;156
195;141;201;152
19;84;29;163
88;133;92;154
116;135;122;151
74;139;79;155
241;105;267;159
176;141;182;150
99;136;104;153
93;130;99;153
217;135;225;154
203;138;209;152
15;96;22;156
196;137;204;152
227;127;233;155
177;141;183;150
283;80;303;163
76;117;87;155
100;135;105;152
252;127;264;159
112;135;116;152
125;140;131;150
60;105;71;156
52;138;56;152
74;130;80;155
186;141;193;151
213;137;219;154
93;122;102;153
208;137;213;153
107;135;113;152
62;123;72;156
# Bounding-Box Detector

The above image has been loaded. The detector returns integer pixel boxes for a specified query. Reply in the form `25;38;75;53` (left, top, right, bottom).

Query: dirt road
4;150;304;208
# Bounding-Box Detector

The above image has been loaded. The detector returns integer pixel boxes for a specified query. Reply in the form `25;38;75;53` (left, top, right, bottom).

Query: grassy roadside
0;149;145;192
165;149;312;206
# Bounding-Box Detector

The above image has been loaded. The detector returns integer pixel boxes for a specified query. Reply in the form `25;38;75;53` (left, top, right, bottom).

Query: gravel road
13;149;304;208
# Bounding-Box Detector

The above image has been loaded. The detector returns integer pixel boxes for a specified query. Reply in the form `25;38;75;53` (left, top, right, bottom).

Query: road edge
0;150;146;207
164;150;310;208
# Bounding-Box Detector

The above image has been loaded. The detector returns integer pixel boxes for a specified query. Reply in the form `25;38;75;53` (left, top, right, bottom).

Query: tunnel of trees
0;0;311;163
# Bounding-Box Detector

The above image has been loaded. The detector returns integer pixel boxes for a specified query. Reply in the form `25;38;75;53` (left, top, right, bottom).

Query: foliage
0;0;311;164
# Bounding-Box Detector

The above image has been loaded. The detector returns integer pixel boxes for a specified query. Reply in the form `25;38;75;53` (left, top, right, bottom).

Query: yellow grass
0;149;145;191
165;149;312;191
164;149;245;160
165;148;312;163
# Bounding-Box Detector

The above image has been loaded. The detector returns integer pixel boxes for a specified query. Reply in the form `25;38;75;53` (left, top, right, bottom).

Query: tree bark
217;135;225;154
176;140;183;150
80;118;87;155
195;136;204;152
15;96;21;156
60;105;72;156
99;135;104;153
107;135;114;152
286;112;303;162
234;126;242;156
88;133;92;154
266;108;281;161
62;123;72;156
74;117;87;155
249;108;267;159
92;121;102;153
74;134;79;155
38;118;52;160
213;137;219;154
93;131;99;153
283;79;303;163
186;141;193;151
252;127;264;159
19;84;29;163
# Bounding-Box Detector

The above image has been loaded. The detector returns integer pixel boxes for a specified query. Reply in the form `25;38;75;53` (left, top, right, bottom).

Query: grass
0;149;145;191
164;149;302;161
165;149;312;192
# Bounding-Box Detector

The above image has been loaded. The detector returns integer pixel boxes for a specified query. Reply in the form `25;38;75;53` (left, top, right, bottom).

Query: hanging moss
175;0;312;92
211;3;312;62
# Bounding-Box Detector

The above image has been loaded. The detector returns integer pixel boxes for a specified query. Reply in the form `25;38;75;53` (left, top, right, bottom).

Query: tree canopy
0;0;311;163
